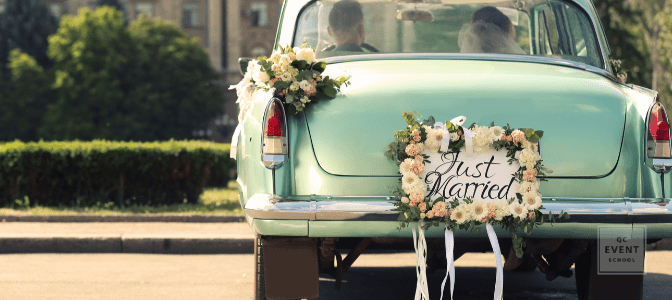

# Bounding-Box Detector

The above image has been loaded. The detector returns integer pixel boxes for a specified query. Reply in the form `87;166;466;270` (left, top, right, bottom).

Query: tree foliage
0;49;54;141
0;0;58;77
39;7;224;141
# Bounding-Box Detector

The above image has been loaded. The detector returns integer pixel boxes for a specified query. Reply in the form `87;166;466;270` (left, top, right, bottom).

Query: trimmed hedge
0;140;234;207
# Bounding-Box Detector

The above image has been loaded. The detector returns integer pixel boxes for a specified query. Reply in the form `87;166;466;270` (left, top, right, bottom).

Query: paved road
1;252;671;300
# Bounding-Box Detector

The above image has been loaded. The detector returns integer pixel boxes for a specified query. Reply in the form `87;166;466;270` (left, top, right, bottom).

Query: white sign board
421;149;519;202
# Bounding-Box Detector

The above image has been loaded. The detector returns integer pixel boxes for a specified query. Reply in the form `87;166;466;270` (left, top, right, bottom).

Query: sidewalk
0;218;255;254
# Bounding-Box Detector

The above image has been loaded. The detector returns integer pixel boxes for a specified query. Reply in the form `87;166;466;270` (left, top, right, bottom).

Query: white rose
252;66;270;83
280;72;292;82
401;197;410;204
288;66;299;77
289;82;300;92
296;47;316;64
518;181;539;194
519;148;541;170
299;80;311;91
300;96;310;103
472;125;493;154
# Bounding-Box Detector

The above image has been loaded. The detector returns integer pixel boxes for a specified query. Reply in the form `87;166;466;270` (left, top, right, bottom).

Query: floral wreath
385;112;569;300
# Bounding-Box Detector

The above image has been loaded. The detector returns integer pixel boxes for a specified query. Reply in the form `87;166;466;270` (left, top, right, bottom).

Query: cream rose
296;47;316;64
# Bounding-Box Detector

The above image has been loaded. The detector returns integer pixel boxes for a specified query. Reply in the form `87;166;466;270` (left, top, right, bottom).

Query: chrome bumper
244;194;672;223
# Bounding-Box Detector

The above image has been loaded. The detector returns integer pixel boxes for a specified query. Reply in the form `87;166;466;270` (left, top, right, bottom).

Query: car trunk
305;59;626;177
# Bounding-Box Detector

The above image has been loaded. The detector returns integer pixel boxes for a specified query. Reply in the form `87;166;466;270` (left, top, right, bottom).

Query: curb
0;215;245;223
0;234;254;254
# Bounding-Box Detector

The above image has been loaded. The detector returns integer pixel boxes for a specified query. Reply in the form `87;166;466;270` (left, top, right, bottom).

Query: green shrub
0;140;234;207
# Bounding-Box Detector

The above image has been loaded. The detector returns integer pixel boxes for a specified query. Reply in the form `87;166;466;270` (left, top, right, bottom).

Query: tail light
261;98;288;169
646;99;672;160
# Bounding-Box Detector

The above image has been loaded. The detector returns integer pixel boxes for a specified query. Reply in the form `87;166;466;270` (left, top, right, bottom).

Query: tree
41;7;224;141
124;15;224;140
0;0;58;77
0;49;53;141
40;7;133;140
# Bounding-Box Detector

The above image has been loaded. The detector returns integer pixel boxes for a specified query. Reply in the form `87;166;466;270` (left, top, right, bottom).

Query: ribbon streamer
433;122;452;152
486;223;504;300
230;125;241;159
411;223;430;300
462;127;474;155
440;225;455;300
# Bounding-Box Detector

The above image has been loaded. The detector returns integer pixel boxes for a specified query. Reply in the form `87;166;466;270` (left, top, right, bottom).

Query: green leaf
323;86;337;98
563;212;570;220
273;80;290;90
528;135;539;143
535;130;544;138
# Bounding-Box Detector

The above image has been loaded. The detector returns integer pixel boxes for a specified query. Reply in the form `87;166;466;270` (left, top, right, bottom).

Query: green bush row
0;140;235;207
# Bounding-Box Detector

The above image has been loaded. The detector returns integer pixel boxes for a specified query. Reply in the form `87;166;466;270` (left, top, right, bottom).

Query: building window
182;2;200;27
135;2;153;18
48;3;64;17
250;2;268;27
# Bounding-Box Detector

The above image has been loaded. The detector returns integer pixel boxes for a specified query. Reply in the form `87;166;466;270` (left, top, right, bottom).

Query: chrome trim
244;194;672;223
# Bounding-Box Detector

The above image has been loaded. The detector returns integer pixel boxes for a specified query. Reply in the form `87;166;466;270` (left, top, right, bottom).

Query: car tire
574;240;643;300
254;234;266;300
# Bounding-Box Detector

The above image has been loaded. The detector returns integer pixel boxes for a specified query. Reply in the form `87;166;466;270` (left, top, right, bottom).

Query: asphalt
1;215;671;254
0;216;255;254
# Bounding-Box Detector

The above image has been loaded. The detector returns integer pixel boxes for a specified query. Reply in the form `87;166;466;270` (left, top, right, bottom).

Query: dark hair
329;0;363;32
471;6;512;33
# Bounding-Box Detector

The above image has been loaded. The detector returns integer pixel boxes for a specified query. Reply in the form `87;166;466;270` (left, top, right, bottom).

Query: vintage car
233;0;672;299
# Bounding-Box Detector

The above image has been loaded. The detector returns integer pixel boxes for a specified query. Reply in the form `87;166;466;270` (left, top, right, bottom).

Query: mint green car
235;1;672;299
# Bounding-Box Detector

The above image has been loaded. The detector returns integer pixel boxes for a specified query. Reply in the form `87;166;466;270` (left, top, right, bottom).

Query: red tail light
649;104;670;140
266;105;284;136
262;98;287;169
647;101;672;159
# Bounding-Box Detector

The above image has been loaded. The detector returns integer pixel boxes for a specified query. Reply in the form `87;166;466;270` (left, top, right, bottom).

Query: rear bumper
245;194;672;239
244;194;672;223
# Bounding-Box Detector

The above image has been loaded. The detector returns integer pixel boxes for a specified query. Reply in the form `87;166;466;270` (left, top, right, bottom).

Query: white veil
458;21;526;55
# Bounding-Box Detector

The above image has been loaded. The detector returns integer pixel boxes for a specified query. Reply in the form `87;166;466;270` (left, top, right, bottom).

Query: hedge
0;140;235;207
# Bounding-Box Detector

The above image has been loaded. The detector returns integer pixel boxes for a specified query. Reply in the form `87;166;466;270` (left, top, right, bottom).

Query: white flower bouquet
236;41;350;115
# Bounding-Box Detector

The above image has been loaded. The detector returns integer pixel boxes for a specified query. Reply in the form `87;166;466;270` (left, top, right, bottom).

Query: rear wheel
574;240;643;300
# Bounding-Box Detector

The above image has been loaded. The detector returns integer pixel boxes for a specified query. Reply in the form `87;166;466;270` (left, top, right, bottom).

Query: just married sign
422;150;518;202
384;111;554;300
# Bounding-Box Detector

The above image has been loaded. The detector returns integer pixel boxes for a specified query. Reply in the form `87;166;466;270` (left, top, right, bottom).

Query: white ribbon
433;122;452;152
411;222;430;300
486;223;504;300
440;225;455;300
230;125;241;159
462;127;474;155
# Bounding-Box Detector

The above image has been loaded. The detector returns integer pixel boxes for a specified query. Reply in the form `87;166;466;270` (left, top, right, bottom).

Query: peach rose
413;135;421;142
405;144;421;156
412;129;420;137
409;190;424;203
418;202;427;212
523;169;538;182
528;211;536;220
410;162;425;175
511;130;526;145
427;211;435;219
415;155;424;163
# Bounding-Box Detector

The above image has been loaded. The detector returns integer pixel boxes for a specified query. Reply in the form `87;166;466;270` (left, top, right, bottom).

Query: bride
458;6;526;55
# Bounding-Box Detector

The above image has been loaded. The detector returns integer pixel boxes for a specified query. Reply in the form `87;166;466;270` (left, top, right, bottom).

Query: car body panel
307;59;626;177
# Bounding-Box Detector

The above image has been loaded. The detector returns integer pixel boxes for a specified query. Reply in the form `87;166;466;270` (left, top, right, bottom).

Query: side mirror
239;58;252;76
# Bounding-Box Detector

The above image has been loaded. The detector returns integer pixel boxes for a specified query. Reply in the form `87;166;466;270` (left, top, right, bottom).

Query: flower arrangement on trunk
384;111;568;258
231;41;350;116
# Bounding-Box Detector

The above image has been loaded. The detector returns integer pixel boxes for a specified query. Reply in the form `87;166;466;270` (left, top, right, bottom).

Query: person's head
328;0;365;46
471;6;516;39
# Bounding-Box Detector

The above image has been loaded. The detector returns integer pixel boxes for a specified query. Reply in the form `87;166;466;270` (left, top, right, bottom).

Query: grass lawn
0;182;242;216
